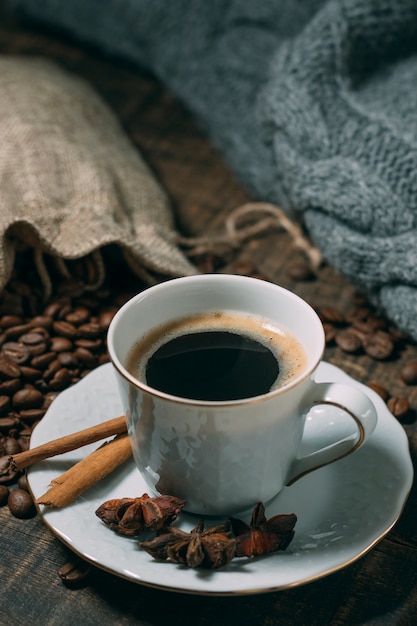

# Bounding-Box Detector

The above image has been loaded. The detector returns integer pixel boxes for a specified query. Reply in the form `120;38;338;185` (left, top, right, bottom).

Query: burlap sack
0;56;196;295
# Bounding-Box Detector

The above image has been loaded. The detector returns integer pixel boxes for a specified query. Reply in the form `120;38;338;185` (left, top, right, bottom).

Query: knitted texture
9;0;417;338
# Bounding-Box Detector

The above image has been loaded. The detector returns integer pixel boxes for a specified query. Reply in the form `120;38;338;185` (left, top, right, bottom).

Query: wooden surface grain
1;4;417;625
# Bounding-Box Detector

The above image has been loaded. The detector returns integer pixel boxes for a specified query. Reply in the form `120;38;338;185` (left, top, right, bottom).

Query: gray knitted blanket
9;0;417;339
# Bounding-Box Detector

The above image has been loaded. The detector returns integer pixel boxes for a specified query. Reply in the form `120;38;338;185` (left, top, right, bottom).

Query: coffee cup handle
286;382;378;486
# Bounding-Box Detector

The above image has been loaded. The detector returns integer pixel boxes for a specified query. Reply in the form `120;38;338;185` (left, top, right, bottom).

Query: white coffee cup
107;274;377;516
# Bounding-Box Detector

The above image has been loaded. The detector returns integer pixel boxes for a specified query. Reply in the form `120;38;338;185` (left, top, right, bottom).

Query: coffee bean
19;331;47;346
30;351;56;370
0;355;21;379
387;396;410;421
367;382;390;402
58;557;91;586
8;488;36;518
43;392;59;409
12;388;44;410
346;307;372;323
0;455;20;485
319;307;346;325
98;310;116;329
65;307;90;326
27;315;53;330
55;302;73;320
50;336;73;353
26;342;49;357
400;361;417;385
0;415;21;432
33;379;48;393
363;332;394;360
17;439;30;452
52;320;78;340
0;315;24;329
2;342;30;365
78;322;102;339
0;484;9;506
19;409;46;424
0;378;21;395
3;436;22;455
350;318;374;334
74;347;97;368
0;396;11;415
7;426;19;440
57;352;79;368
43;359;61;381
17;427;32;450
75;338;102;352
3;323;34;339
18;426;32;438
17;474;29;491
20;366;43;381
335;329;362;353
43;302;63;318
48;368;72;391
30;326;51;339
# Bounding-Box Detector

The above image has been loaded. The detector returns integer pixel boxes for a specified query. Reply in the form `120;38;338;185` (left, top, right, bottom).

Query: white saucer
27;362;413;596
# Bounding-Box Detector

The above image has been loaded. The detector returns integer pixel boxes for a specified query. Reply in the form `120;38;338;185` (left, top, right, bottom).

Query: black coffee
126;312;307;402
146;330;279;401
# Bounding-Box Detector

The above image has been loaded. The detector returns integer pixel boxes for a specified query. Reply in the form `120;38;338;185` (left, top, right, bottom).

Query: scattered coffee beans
366;383;410;421
7;488;36;519
318;306;346;326
17;474;29;491
335;329;362;353
58;557;91;587
387;396;410;421
316;302;404;362
400;361;417;385
363;332;394;361
0;255;140;518
367;382;390;402
1;252;415;527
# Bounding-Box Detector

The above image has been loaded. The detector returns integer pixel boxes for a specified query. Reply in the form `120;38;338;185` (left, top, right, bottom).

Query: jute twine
33;202;321;299
178;202;322;270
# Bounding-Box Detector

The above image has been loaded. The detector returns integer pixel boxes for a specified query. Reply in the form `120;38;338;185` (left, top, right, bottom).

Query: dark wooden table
1;5;417;625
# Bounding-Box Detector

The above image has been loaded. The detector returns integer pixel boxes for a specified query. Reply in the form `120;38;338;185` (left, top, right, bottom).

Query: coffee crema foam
126;311;307;397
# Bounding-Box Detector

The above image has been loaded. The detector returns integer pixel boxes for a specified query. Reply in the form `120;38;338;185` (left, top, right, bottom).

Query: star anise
141;520;236;569
229;502;297;558
95;493;186;536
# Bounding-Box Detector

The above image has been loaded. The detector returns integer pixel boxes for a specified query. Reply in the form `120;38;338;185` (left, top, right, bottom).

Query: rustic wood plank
0;3;416;625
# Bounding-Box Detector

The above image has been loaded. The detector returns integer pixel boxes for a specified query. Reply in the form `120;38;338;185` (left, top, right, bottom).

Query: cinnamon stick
10;415;127;471
36;433;132;508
